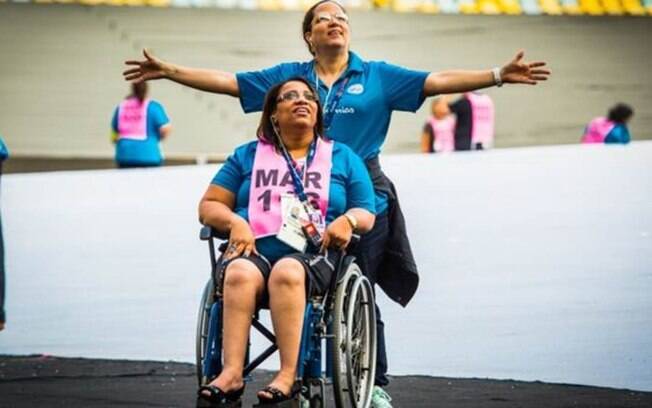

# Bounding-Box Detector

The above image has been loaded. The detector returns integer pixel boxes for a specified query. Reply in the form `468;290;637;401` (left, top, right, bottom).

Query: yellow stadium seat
146;0;171;6
579;0;605;14
621;0;645;14
498;0;523;13
459;0;479;13
259;0;282;9
539;0;563;14
601;0;624;13
417;0;441;13
478;0;501;13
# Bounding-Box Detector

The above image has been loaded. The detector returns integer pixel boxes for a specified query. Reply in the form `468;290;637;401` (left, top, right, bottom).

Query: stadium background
0;1;650;171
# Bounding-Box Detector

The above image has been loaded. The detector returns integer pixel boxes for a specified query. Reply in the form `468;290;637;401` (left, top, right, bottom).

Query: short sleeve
111;107;119;133
149;101;170;129
377;62;428;112
211;144;251;194
342;146;376;214
236;62;303;113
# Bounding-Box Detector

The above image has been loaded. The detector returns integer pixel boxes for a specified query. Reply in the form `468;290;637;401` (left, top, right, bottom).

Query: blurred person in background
581;103;633;145
123;1;549;405
421;97;455;153
0;135;8;331
448;91;495;151
111;82;172;168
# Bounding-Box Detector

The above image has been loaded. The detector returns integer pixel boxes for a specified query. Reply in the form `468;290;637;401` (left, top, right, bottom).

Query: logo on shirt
347;84;364;95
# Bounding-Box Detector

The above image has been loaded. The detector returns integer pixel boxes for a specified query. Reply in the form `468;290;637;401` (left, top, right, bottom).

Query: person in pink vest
111;82;172;168
197;78;375;406
449;92;495;151
582;103;633;145
421;97;456;153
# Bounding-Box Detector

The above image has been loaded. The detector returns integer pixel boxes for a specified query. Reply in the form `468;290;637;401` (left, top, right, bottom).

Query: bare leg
259;257;306;398
203;258;264;395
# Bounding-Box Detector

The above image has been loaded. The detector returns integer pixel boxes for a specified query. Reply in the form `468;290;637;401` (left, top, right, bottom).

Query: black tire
195;279;214;386
331;263;377;408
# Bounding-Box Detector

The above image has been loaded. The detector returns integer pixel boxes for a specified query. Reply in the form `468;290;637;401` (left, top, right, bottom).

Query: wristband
492;67;503;87
343;213;358;231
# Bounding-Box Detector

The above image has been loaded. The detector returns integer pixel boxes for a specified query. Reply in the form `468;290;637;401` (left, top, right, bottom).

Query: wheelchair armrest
199;225;229;241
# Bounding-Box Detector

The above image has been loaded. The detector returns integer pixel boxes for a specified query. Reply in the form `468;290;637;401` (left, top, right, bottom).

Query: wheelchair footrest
252;398;301;408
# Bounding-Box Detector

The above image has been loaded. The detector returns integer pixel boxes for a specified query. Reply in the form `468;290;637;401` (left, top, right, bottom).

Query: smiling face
273;80;319;133
303;1;350;55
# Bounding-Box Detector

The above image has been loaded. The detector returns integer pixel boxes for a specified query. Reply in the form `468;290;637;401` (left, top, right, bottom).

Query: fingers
123;67;141;76
514;50;525;62
528;61;547;68
143;48;153;60
530;68;551;75
124;60;142;66
320;234;330;253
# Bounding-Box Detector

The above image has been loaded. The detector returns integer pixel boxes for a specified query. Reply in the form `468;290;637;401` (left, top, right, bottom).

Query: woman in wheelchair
198;77;376;406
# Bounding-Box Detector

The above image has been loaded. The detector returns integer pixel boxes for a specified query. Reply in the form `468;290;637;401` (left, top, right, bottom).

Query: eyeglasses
277;90;318;103
314;11;349;25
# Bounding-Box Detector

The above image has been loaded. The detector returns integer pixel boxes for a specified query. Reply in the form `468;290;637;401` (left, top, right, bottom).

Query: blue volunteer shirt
604;124;631;144
211;140;376;263
0;137;8;162
236;52;428;213
111;100;170;166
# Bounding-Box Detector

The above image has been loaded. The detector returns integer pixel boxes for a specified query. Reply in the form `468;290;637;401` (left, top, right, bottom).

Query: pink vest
117;97;150;141
582;117;615;144
428;116;456;153
466;92;494;148
248;138;333;238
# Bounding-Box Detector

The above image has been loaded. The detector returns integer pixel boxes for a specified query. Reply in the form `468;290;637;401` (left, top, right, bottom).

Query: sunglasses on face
314;11;349;25
277;90;318;103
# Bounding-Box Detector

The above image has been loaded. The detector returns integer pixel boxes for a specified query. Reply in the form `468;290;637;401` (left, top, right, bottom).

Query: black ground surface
1;355;651;408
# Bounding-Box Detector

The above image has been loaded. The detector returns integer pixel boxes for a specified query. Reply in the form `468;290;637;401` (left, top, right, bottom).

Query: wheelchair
195;225;377;408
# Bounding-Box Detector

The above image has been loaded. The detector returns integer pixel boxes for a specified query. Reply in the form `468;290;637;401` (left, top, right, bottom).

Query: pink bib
117;97;150;141
428;116;456;153
466;92;495;148
248;138;333;238
582;117;615;144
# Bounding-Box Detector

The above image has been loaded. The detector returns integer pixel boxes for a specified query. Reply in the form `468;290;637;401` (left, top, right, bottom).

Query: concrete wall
1;142;650;390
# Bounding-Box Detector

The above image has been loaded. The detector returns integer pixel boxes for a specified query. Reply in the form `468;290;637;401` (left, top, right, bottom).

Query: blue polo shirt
604;124;631;144
212;140;375;263
111;100;170;166
236;52;428;213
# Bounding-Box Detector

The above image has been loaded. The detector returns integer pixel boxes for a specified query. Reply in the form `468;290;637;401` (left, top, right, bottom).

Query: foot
199;371;245;401
257;372;297;403
371;386;393;408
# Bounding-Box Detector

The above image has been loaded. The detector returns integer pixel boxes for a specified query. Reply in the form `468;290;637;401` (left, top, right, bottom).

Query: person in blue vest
0;136;8;331
111;82;172;168
197;78;375;406
581;103;633;145
124;2;550;405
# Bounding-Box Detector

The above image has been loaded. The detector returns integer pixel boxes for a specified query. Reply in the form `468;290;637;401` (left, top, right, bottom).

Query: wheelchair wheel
195;278;214;386
332;263;377;408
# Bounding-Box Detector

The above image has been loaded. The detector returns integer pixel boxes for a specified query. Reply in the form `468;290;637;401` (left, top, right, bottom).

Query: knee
223;259;260;290
269;258;305;288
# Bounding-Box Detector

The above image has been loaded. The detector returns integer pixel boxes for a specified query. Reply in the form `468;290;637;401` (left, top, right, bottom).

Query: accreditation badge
277;193;308;252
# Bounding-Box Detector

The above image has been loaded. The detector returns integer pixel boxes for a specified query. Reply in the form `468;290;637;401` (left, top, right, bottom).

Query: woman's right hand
225;215;257;260
123;49;169;82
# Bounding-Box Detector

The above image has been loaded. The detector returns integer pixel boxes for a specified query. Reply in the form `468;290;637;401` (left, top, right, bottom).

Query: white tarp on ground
1;142;651;391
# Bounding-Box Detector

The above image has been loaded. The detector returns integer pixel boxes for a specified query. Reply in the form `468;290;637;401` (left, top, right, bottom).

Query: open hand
500;50;551;85
123;49;168;82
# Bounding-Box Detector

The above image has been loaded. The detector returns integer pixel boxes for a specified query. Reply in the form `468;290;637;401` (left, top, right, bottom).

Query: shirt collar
308;51;364;78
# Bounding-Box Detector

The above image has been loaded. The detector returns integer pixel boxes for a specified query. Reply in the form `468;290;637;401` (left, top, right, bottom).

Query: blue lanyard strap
279;138;317;203
314;66;350;130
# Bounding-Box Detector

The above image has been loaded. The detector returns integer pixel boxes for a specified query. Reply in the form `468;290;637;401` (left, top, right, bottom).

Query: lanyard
278;137;317;204
314;67;350;130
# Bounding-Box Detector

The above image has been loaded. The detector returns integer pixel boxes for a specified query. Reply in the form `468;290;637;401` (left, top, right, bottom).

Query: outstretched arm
123;49;239;97
423;50;550;96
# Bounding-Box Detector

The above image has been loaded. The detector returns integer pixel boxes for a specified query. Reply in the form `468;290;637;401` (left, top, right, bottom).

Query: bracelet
343;213;358;231
492;67;503;87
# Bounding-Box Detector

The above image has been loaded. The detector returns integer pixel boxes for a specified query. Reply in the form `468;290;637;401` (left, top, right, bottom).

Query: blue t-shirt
211;140;376;263
236;52;428;213
0;137;8;162
111;100;170;166
604;124;630;144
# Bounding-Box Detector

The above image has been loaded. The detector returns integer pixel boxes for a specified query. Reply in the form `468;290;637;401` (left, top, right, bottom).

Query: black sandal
255;384;299;406
197;384;244;407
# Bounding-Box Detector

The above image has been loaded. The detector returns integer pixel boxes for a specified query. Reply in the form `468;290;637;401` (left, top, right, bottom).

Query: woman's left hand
500;50;551;85
321;216;353;252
